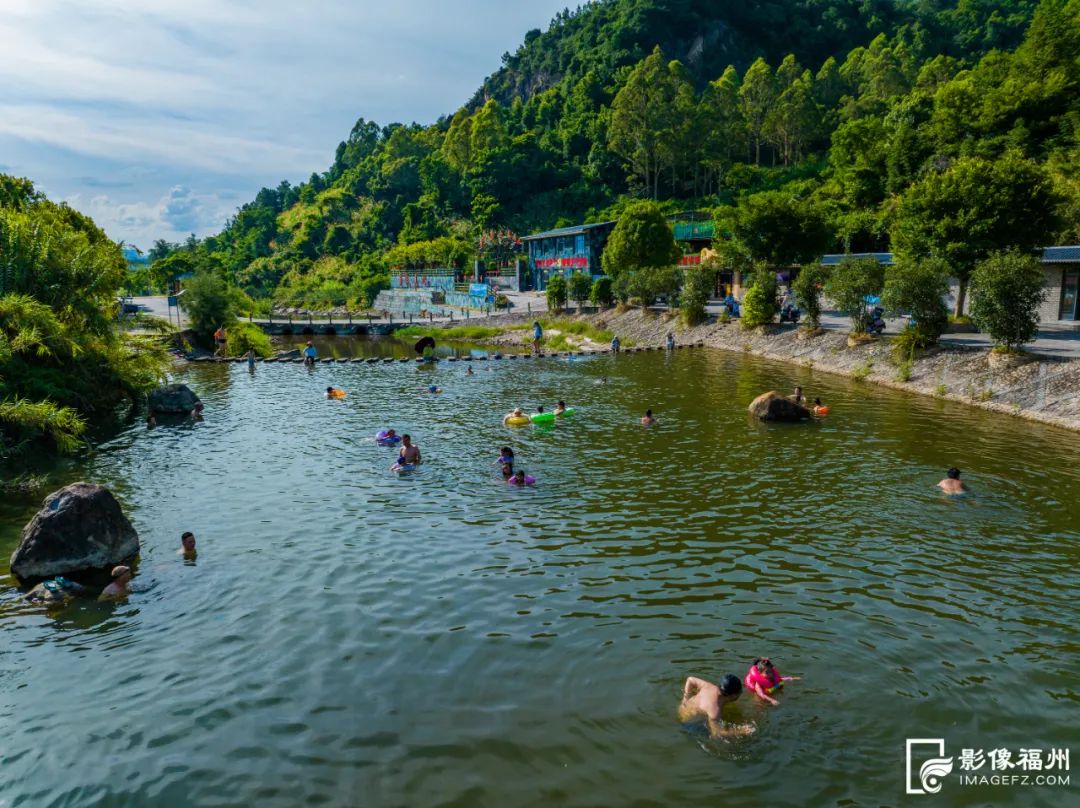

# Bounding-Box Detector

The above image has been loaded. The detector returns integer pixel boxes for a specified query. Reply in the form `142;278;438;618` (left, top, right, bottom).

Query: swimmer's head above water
719;673;743;698
947;467;961;479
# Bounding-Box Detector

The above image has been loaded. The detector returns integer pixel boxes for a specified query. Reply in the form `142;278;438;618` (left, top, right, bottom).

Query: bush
681;266;713;325
611;273;632;305
881;257;950;344
546;274;568;312
224;321;273;357
792;264;829;327
824;257;885;333
569;272;592;308
740;272;777;329
589;276;614;308
180;271;236;343
969;251;1047;351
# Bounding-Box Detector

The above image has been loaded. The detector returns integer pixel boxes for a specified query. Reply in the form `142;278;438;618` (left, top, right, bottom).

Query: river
1;344;1077;807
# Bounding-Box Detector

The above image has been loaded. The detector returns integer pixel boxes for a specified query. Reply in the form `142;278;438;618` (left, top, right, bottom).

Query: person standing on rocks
532;321;543;354
666;332;675;351
303;341;318;366
99;566;132;600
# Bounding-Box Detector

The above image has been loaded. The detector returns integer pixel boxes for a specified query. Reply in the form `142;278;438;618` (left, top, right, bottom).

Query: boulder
748;391;811;422
10;482;139;580
148;383;199;414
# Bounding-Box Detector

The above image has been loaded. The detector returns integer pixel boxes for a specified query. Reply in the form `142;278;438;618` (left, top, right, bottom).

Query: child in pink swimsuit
744;657;800;705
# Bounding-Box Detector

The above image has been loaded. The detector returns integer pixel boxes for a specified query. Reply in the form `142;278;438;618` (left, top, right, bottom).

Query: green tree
589;276;614;307
681;265;714;325
546;274;568;312
969;252;1047;351
181;272;236;343
892;152;1062;316
739;57;776;164
601;201;680;277
792;263;829;327
224;321;273;358
740;272;778;329
569;272;592;309
881;257;950;344
608;47;681;198
725;192;832;268
825;257;885;333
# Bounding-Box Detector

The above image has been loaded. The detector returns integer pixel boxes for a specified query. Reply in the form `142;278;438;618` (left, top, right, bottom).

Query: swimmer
377;428;400;445
326;386;346;398
536;405;545;415
24;576;88;605
393;434;421;468
146;414;157;429
595;376;608;385
641;408;656;426
554;400;567;415
938;467;966;494
99;565;132;601
180;531;197;560
466;365;474;375
508;470;535;486
791;386;805;406
192;401;204;420
813;397;829;415
503;407;526;425
501;463;514;479
426;384;443;394
494;446;515;469
679;674;754;738
744;657;800;706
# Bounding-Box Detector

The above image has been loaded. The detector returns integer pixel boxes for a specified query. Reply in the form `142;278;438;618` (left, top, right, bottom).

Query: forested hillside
155;0;1078;312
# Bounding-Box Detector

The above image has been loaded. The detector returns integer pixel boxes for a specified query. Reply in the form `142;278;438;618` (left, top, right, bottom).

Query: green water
1;347;1077;807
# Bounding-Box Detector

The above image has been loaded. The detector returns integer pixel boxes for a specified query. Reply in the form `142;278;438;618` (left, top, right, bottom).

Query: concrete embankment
460;308;1080;433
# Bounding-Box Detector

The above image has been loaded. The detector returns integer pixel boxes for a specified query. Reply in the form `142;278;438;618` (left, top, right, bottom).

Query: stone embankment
446;307;1080;433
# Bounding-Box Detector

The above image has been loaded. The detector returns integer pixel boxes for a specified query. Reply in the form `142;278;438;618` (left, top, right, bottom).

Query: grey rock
148;383;199;414
10;482;139;580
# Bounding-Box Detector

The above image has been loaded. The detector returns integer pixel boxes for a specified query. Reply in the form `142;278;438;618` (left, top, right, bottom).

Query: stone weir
188;344;706;364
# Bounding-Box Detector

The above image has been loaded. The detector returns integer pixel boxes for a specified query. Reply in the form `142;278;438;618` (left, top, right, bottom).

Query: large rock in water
748;391;811;422
147;383;199;413
10;483;139;580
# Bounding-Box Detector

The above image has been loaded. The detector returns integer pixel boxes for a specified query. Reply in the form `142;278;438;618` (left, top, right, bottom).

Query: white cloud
73;186;232;247
0;1;571;243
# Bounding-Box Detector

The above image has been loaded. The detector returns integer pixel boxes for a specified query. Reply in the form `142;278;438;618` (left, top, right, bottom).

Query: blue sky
0;0;569;248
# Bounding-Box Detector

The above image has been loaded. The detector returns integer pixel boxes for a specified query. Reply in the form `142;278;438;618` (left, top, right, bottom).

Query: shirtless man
641;408;656;426
394;434;421;468
938;467;966;494
679;674;755;738
99;566;132;600
180;531;197;560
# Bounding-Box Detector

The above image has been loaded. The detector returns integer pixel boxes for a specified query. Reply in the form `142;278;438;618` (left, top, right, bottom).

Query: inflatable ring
327;390;347;399
814;406;830;416
505;416;530;426
376;430;402;446
555;407;575;417
508;475;536;486
530;412;555;423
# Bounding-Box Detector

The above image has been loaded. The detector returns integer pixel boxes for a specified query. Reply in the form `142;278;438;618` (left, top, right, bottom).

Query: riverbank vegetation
0;177;168;457
147;0;1077;319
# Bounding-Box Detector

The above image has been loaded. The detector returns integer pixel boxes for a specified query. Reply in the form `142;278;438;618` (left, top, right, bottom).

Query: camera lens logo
907;739;955;795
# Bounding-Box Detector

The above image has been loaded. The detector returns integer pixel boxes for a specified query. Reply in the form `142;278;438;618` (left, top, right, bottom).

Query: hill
159;0;1075;312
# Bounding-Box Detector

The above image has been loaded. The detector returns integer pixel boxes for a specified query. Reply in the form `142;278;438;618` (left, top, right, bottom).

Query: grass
934;384;947;397
394;325;504;340
514;317;636;349
851;359;873;380
895;360;913;382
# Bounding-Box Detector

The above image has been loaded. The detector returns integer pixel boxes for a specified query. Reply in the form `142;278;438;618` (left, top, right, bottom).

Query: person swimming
641;408;656;426
494;446;515;469
99;565;132;601
392;434;422;470
377;428;401;446
554;400;567;415
146;414;157;429
679;674;754;738
744;657;800;706
508;470;535;486
595;376;608;385
180;531;197;560
813;397;829;415
536;405;545;414
503;407;527;425
326;386;346;398
426;384;442;394
792;386;805;406
938;467;966;494
24;576;88;605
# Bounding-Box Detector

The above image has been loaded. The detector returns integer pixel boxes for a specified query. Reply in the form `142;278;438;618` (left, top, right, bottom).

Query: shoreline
460;308;1080;434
